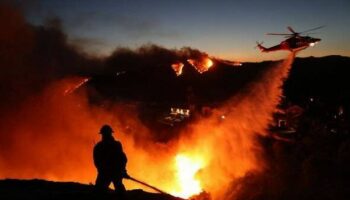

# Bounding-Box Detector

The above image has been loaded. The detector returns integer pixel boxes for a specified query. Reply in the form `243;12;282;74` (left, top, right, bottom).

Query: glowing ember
233;62;242;66
187;59;196;67
187;57;213;74
171;62;184;76
64;77;90;95
171;154;204;199
204;58;213;69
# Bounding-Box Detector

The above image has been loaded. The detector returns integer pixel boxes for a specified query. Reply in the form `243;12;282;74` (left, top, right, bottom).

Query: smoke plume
174;53;296;199
0;3;300;200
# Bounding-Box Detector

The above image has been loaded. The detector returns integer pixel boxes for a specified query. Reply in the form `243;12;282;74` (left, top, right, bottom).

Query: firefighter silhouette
93;124;128;194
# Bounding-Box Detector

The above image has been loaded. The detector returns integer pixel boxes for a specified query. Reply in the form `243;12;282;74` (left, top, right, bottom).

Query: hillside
0;179;182;200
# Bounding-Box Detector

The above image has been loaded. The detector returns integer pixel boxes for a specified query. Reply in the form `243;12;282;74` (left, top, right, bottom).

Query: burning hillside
0;53;295;200
0;3;294;199
3;3;350;200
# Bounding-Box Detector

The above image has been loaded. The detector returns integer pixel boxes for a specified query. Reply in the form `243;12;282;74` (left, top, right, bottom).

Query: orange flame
0;53;296;200
170;153;206;198
187;57;213;74
204;58;213;69
171;62;184;76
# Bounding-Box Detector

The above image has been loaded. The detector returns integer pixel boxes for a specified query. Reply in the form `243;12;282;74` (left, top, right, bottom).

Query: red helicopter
257;26;323;52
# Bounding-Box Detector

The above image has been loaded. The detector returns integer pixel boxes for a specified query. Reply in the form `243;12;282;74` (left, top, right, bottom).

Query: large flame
171;154;206;198
0;53;296;200
0;4;300;199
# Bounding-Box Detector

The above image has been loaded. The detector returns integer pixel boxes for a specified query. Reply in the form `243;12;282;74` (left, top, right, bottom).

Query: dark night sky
21;0;350;61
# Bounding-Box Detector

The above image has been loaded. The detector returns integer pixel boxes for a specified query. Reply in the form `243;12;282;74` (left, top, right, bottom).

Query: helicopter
257;26;323;53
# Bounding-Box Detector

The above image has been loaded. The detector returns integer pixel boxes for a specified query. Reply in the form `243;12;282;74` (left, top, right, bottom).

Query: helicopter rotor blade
300;26;325;34
305;32;320;35
265;26;324;38
287;26;297;34
266;33;292;36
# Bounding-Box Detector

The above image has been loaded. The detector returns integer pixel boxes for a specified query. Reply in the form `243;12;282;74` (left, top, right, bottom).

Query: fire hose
125;175;176;198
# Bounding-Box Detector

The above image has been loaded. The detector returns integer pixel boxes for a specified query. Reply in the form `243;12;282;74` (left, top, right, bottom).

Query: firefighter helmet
99;124;114;134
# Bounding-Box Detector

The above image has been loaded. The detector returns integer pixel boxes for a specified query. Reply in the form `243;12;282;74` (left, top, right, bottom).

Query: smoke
0;79;96;180
104;44;209;74
0;3;215;187
0;4;96;111
0;3;98;180
0;3;301;200
173;53;296;199
0;76;174;184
